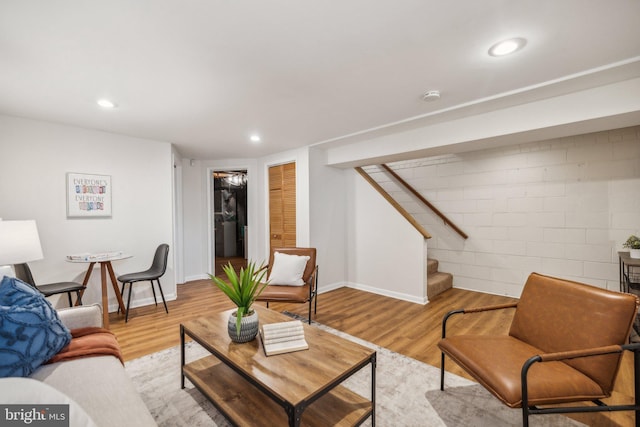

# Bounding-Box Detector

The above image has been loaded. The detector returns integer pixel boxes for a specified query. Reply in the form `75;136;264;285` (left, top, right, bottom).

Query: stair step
427;271;453;299
427;258;439;275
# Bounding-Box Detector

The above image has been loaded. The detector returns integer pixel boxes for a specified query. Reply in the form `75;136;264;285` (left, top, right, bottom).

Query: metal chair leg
119;284;126;314
125;282;133;322
156;279;168;314
150;280;158;305
440;352;445;390
67;292;73;307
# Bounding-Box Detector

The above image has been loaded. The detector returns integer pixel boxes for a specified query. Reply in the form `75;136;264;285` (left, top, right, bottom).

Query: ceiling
1;1;640;160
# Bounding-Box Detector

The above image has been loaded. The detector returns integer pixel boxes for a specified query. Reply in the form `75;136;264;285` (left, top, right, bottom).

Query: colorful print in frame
66;172;112;218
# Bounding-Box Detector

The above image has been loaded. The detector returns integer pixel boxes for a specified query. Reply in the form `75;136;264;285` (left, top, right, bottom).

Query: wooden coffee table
180;306;376;426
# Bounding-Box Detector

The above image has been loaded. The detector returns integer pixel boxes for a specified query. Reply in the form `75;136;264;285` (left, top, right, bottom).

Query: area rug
124;319;585;426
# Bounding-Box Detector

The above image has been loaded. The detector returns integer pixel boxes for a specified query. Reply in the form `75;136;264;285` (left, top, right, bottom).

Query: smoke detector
422;90;441;102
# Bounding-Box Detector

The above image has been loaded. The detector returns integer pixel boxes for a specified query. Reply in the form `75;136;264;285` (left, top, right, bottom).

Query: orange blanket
46;327;124;365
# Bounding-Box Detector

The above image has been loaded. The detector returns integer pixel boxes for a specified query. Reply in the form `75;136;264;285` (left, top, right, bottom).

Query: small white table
67;252;131;328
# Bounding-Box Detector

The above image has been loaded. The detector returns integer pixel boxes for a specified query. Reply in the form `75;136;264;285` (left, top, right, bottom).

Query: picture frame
66;172;112;218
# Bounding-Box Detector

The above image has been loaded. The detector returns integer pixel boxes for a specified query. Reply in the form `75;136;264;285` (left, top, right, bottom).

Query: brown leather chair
256;247;318;324
439;272;640;426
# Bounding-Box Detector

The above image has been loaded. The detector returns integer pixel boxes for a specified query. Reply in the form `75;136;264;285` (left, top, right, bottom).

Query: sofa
0;294;156;426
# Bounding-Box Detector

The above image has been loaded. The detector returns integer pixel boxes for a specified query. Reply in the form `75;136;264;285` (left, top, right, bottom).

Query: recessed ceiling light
488;37;527;57
97;99;117;109
250;134;261;143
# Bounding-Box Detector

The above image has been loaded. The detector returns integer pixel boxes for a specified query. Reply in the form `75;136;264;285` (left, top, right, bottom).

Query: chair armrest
521;342;640;407
441;302;518;338
462;302;519;314
306;265;318;289
56;304;103;329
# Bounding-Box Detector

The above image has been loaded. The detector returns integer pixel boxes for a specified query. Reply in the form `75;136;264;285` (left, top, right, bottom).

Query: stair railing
355;167;432;240
380;164;468;239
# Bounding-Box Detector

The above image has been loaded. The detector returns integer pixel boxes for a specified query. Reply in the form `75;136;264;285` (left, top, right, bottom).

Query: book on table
260;320;309;356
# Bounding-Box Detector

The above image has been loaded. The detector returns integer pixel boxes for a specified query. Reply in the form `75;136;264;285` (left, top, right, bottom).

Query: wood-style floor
109;280;635;427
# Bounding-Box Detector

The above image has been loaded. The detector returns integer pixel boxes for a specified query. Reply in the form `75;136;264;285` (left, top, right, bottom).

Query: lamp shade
0;220;44;265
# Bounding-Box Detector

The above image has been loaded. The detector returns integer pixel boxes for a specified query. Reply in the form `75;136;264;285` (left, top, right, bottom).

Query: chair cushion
509;273;637;394
0;276;72;377
258;284;310;303
37;281;84;296
438;335;607;408
268;252;310;286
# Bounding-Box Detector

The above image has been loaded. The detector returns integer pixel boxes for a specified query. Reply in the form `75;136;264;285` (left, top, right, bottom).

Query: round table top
66;252;132;263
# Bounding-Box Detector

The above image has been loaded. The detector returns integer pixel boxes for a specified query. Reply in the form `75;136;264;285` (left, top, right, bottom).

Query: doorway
213;170;248;275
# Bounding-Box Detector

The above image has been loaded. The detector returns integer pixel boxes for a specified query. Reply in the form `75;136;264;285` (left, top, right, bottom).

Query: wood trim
381;164;468;240
354;167;432;239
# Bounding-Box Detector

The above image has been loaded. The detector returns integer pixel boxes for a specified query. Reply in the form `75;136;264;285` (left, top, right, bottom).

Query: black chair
14;263;85;307
117;244;169;322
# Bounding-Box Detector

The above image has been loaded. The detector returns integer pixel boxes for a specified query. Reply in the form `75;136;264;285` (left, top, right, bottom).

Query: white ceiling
1;1;640;160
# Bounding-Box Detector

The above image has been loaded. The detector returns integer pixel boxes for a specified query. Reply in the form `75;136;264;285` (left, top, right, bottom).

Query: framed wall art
66;173;112;218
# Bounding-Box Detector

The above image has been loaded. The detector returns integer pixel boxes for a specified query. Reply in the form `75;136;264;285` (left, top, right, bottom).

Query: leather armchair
256;247;318;323
439;272;640;426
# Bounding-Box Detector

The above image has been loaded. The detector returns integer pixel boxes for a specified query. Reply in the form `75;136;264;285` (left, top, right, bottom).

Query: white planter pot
630;249;640;259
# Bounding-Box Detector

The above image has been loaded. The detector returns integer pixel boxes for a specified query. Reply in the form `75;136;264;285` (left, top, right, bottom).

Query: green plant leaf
208;260;269;338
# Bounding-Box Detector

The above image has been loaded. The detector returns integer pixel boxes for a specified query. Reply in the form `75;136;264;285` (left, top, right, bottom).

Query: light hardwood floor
109;280;635;427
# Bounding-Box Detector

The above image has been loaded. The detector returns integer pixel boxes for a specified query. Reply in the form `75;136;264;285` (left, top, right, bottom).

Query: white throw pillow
0;377;97;427
268;252;310;286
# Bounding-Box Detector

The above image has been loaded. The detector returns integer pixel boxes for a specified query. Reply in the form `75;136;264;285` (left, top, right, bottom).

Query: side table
67;252;131;328
618;251;640;293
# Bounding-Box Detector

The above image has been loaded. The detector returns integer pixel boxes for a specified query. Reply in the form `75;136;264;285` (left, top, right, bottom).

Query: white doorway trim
206;161;257;276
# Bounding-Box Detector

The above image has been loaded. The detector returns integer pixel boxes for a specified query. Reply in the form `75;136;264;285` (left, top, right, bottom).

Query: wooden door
269;162;296;250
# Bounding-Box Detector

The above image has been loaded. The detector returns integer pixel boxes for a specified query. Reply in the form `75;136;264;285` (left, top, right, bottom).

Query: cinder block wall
365;126;640;297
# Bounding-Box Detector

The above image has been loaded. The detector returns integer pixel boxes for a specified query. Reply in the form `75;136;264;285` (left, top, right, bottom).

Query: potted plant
623;235;640;259
208;261;268;342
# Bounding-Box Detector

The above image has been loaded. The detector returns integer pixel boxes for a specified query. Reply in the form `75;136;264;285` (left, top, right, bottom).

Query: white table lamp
0;220;44;279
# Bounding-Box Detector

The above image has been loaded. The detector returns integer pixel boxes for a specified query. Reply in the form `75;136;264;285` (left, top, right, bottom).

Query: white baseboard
317;281;345;294
107;292;177;313
184;273;210;282
317;281;428;304
346;281;428;305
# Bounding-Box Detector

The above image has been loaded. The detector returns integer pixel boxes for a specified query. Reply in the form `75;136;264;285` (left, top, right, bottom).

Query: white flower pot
630;249;640;259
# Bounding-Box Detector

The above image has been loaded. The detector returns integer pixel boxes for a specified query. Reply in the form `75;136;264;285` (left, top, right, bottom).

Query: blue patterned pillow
0;276;71;377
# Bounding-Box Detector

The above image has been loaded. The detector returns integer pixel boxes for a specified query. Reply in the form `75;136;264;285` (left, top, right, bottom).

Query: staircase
427;258;453;299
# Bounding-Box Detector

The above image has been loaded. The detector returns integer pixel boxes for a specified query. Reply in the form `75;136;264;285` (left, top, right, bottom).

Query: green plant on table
208;261;268;337
623;235;640;250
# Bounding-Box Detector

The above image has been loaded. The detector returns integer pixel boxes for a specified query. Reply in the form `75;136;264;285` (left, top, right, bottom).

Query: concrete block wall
364;126;640;297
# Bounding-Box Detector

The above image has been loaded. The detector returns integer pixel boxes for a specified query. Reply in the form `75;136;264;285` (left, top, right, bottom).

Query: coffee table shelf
180;307;376;427
183;356;372;426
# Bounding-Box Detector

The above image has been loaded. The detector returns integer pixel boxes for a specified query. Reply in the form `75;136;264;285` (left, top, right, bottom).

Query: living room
1;1;640;426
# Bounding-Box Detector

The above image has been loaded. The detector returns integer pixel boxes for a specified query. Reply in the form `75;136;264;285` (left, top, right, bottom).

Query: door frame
206;162;257;277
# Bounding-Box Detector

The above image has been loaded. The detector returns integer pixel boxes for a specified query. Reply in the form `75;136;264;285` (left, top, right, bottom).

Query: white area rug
124;321;585;426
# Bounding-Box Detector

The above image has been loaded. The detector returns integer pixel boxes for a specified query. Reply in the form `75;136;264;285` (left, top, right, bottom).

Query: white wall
346;168;427;303
309;147;348;292
181;158;258;281
365;126;640;297
0;115;175;311
181;158;207;281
